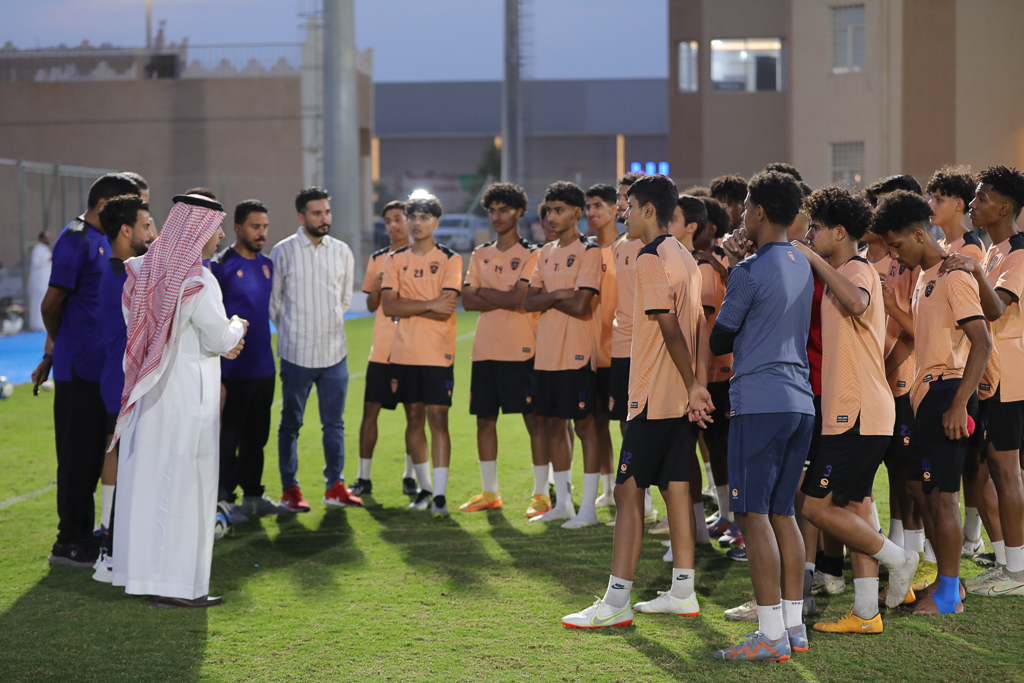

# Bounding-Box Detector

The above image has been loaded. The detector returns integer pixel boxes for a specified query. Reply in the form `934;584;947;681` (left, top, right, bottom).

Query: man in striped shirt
269;187;360;512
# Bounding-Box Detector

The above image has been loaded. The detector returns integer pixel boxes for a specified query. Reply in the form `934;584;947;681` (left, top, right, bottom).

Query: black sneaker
49;541;99;567
974;552;996;567
408;489;432;511
349;478;372;496
402;477;418;496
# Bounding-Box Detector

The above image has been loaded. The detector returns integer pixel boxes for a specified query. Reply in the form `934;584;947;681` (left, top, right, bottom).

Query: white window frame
832;4;865;74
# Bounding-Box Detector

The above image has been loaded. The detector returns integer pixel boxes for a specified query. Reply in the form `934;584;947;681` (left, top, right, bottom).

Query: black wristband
43;353;52;361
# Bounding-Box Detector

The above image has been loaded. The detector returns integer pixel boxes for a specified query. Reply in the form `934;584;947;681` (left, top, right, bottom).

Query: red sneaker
324;480;363;508
280;486;311;512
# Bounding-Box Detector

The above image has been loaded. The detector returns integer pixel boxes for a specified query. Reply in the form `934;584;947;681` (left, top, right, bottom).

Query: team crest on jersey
566;255;576;268
625;256;630;265
484;259;490;264
511;258;521;271
263;265;271;279
390;379;398;393
237;269;244;278
820;478;829;488
788;251;795;261
924;280;935;297
99;247;105;255
602;263;607;272
430;262;439;274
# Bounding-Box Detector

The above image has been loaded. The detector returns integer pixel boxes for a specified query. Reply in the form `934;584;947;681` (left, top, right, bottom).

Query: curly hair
870;190;934;236
99;194;148;243
864;175;921;207
747;171;804;227
482;182;528;212
681;185;710;197
925;166;976;209
405;193;443;218
977;165;1024;215
763;162;803;182
709;175;748;204
585;183;617;205
700;197;730;239
617;173;643;188
803;185;872;240
544;181;586;210
627;175;679;227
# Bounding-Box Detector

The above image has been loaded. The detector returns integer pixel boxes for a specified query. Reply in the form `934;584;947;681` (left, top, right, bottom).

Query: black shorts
470;359;535;416
534;367;595;420
105;412;117;437
909;379;978;494
972;396;995;454
616;409;693;489
595;366;612;414
804;395;823;470
703;381;731;438
607;357;630;421
364;361;399;410
985;386;1024;452
884;393;914;464
802;421;889;504
391;364;454;407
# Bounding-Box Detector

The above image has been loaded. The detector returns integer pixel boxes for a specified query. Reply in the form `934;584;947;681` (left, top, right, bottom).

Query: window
832;4;865;73
831;141;865;186
710;38;785;92
678;41;698;92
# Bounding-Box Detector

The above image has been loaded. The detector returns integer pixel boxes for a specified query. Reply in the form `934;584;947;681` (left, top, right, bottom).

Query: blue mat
0;313;371;386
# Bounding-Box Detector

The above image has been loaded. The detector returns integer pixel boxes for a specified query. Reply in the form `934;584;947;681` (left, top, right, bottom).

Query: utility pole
501;0;524;186
146;0;152;49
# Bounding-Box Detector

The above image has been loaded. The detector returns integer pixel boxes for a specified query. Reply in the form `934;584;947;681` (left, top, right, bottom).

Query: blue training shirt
98;258;128;415
209;247;275;380
713;241;815;416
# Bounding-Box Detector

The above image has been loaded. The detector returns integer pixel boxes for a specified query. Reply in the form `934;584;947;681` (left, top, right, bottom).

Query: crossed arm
381;288;459;321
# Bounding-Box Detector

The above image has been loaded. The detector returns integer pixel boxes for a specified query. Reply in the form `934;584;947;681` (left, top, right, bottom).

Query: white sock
853;577;880;619
703;461;715;488
479;460;498;494
872;536;909;570
869;499;881;532
553;470;571;513
579;472;599;514
924;538;936;564
532;465;548;496
358;458;373;480
1006;545;1024;573
644;489;653;515
782;600;803;629
887;518;904;547
904;528;925;553
964;506;982;541
604;575;632;609
716;485;732;521
670;568;695;599
601;473;615;497
993;539;1007;566
93;492;99;531
694;502;710;543
100;484;115;528
805;561;816;572
756;603;785;641
414;462;432;493
547;463;556;487
433;467;449;498
402;453;414;479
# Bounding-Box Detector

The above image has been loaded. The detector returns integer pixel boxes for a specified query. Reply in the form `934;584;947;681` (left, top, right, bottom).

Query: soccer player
460;183;545;514
791;186;919;634
350;200;418;497
928;166;985;259
710;175;748;233
948;166;1024;596
561;175;712;629
211;200;288;517
381;193;462;518
710;171;814;663
872;189;991;614
525;181;602;527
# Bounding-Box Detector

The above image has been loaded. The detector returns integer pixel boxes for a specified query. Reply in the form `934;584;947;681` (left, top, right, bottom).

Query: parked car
433;214;488;252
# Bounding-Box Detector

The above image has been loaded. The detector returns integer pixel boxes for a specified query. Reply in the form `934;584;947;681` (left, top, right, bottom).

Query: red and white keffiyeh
111;195;226;447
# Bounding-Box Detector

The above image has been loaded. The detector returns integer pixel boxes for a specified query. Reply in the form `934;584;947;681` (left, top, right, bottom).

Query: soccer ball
214;501;233;540
0;377;12;399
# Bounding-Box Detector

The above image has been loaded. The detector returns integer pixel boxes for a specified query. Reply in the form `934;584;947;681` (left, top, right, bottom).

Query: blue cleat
713;631;791;663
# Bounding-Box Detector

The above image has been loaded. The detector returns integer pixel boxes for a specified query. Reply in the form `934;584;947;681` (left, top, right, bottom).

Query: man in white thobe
28;231;51;331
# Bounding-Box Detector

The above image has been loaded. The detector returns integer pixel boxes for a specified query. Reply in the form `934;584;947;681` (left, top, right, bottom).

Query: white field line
0;483;55;511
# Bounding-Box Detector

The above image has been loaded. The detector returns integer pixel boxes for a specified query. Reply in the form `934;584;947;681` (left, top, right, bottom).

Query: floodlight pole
501;0;524;186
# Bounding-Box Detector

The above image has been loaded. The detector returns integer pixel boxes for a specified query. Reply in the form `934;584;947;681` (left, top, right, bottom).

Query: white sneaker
634;591;700;616
530;502;576;523
723;599;758;622
705;510;721;526
811;570;847;596
661;539;671;547
884;549;920;608
648;518;670;535
561;510;599;529
645;507;659;525
701;484;716;502
662;547;673;563
962;535;984;556
595;492;615;508
91;547;112;584
561;598;633;629
605;516;617;527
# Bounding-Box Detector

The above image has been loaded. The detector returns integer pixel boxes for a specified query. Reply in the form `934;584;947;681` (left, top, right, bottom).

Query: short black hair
678;195;708;231
585;183;617;205
681;185;710;197
870;190;934;237
803;185;872;241
864;175;922;207
544;181;586;210
925;166;976;210
120;171;148;191
626;175;679;228
538;202;549;220
98;194;148;243
185;187;217;200
482;182;528;212
747;171;804;227
381;200;406;218
700;197;730;239
406;193;443;218
799;181;813;197
88;173;140;209
762;162;803;182
977;165;1024;216
234;199;268;226
617;173;643;188
295;186;330;214
709;175;748;204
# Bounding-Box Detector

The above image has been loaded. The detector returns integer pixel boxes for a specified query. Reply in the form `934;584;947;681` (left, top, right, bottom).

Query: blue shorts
728;412;814;516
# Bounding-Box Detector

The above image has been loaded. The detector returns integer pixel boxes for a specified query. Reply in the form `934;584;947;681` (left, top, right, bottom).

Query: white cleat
645;507;659;525
91;548;113;584
561;511;600;529
962;535;984;556
634;591;700;616
661;539;671;547
648;518;670;535
561;598;633;629
595;492;615;508
662;547;673;563
811;570;847;596
530;503;576;523
885;549;920;608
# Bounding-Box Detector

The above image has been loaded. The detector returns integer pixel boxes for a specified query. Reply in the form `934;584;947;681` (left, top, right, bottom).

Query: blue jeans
278;357;349;490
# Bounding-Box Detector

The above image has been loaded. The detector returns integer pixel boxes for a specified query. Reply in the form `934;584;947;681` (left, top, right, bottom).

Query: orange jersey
530;235;603;371
362;247;398;364
628;235;703;420
820;257;895;435
982;233;1024;401
382;243;462;367
696;254;733;383
465;239;539;362
910;263;986;412
870;254;917;397
938;232;985;262
597;244;617;368
612;235;642;358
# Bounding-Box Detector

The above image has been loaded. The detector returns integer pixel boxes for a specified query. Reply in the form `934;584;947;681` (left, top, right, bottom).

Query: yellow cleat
911;560;938;592
878;586;916;606
459;491;502;512
813;607;883;634
526;494;551;518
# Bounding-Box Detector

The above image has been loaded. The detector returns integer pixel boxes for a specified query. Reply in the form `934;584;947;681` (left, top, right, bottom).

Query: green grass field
2;311;1023;682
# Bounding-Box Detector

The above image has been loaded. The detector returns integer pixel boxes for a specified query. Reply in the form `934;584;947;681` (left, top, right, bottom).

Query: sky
0;0;668;82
